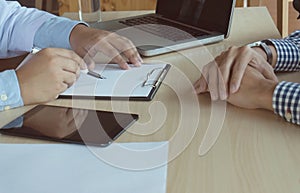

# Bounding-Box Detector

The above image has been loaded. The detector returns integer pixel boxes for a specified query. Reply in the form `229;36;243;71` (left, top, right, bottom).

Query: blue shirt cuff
0;70;24;111
33;17;86;49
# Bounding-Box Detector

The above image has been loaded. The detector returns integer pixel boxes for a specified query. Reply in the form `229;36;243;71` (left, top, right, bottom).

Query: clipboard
59;63;171;101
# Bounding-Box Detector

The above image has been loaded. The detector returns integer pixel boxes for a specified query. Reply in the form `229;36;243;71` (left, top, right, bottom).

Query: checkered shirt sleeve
269;30;300;72
268;31;300;125
273;81;300;125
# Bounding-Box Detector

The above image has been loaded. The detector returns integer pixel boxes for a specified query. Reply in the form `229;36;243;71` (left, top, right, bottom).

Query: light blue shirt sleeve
0;0;84;57
0;0;85;111
34;17;83;49
0;0;55;58
0;70;23;111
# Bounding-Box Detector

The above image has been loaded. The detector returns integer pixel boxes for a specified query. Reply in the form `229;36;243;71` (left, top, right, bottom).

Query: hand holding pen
16;48;85;105
31;47;105;79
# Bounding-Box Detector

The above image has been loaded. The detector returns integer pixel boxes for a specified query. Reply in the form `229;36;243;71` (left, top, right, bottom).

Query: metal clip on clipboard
142;66;170;88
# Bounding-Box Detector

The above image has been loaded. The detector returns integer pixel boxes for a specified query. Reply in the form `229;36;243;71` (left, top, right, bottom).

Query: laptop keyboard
119;16;209;42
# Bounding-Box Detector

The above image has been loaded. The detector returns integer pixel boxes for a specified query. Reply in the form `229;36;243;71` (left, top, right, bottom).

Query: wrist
250;41;277;68
69;24;89;50
249;41;273;65
258;79;278;111
268;45;277;68
15;70;30;105
252;46;268;60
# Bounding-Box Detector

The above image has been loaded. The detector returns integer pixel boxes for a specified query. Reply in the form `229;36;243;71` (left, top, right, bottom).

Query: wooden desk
277;0;294;37
1;7;300;193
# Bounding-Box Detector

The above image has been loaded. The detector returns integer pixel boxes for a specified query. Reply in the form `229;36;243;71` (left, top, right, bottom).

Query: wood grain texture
56;0;300;37
288;0;300;35
59;0;249;13
236;0;246;7
101;0;156;11
251;0;300;37
2;8;300;193
0;54;27;72
58;0;79;15
58;0;156;14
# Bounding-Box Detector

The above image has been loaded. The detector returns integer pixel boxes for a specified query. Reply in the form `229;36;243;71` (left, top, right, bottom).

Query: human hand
16;48;86;105
69;24;143;70
227;66;278;111
24;106;88;138
194;46;277;100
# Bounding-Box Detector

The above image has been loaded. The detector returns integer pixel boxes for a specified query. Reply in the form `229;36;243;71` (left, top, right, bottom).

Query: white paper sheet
0;142;168;193
61;63;168;98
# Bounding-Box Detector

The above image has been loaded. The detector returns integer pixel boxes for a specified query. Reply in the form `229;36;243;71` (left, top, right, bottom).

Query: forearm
34;18;85;50
244;78;299;125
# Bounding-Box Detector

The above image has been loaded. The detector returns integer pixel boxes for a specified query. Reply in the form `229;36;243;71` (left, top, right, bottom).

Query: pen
31;47;105;79
81;69;106;79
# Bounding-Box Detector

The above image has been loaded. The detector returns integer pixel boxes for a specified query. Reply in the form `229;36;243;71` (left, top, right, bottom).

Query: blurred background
12;0;300;37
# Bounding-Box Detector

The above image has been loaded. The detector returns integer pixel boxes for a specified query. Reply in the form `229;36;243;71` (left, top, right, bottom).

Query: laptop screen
156;0;235;36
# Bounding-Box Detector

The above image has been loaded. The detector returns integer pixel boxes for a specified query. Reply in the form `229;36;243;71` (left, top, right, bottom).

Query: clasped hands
194;46;279;111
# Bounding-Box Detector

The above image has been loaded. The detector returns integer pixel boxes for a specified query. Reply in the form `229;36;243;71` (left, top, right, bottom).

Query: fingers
207;64;219;101
217;56;233;97
56;82;69;95
229;61;248;94
51;48;87;70
109;35;143;67
60;71;77;88
121;48;142;67
94;41;130;69
82;32;143;69
84;55;96;70
225;47;249;94
195;63;227;101
56;57;81;79
195;61;223;101
72;46;96;70
262;69;278;82
218;68;227;100
195;46;253;100
194;79;201;93
260;62;278;82
195;65;209;94
41;48;85;78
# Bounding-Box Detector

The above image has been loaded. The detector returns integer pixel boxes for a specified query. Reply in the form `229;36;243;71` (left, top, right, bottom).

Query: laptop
91;0;236;56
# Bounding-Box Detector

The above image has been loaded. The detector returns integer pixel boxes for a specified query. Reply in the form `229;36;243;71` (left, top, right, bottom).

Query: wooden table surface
0;7;299;193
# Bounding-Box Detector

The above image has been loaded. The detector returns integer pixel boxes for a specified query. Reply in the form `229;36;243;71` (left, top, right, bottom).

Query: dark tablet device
0;105;138;147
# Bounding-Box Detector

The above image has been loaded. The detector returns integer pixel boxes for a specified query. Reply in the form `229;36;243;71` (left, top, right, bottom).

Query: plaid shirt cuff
273;81;300;125
268;31;300;72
